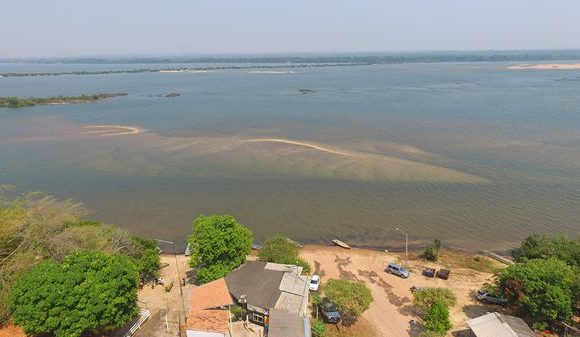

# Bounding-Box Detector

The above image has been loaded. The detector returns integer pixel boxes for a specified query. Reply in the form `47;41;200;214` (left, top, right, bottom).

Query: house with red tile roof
187;278;234;337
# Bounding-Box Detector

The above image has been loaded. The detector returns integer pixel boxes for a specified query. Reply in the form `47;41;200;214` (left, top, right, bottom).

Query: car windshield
310;279;318;284
323;303;338;311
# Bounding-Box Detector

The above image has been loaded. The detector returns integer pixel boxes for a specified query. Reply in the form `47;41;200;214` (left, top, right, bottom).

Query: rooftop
225;261;284;310
189;278;233;310
268;309;310;337
187;278;233;335
467;312;535;337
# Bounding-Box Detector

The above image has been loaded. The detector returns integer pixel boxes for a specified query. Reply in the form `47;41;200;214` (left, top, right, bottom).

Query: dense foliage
0;93;127;108
324;279;373;322
10;251;139;337
423;301;452;335
421;239;442;262
412;288;457;312
0;190;158;324
496;258;575;328
515;234;580;267
188;215;253;283
258;234;311;274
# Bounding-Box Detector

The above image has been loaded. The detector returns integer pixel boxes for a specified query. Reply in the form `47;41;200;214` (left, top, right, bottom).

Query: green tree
412;287;457;312
9;251;139;337
129;236;160;282
423;301;452;335
515;234;580;267
258;235;311;274
496;258;574;326
325;279;373;323
188;215;253;283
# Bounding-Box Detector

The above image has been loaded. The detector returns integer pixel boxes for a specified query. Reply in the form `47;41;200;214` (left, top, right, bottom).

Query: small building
225;261;310;337
466;312;535;337
187;278;233;337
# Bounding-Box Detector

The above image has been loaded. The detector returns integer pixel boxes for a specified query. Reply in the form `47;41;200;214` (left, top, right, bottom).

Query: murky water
1;62;579;251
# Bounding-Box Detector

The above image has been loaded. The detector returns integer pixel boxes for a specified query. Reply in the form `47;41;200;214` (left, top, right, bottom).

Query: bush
311;319;326;337
424;301;452;335
188;215;253;283
258;235;311;274
421;239;442;262
413;287;457;312
325;279;373;319
515;234;580;267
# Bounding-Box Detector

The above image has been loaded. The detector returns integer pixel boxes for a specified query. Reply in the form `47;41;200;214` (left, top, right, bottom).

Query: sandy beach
300;245;507;336
82;125;145;136
507;63;580;70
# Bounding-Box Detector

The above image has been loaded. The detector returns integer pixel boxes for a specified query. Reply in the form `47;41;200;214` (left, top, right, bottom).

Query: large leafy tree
496;258;574;327
324;279;373;324
10;251;139;337
412;287;457;312
188;215;253;283
516;234;580;267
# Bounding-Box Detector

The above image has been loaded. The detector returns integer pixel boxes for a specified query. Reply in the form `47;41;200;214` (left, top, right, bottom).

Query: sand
300;245;507;336
507;63;580;70
82;125;145;136
243;138;356;157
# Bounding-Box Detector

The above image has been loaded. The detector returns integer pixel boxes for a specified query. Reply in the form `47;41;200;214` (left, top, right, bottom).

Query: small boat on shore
332;239;351;249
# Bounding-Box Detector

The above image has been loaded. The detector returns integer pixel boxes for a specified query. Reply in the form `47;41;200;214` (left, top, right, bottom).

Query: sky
2;0;580;58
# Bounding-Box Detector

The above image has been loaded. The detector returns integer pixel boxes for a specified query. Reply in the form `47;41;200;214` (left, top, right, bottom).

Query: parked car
385;263;410;278
422;268;436;278
309;275;321;292
476;289;508;306
319;297;341;323
410;286;425;293
436;269;450;280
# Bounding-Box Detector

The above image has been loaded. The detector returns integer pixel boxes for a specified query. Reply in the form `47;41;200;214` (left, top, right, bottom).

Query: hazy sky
2;0;580;58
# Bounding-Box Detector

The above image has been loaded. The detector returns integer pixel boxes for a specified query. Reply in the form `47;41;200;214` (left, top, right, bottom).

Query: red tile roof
189;278;233;310
187;278;233;334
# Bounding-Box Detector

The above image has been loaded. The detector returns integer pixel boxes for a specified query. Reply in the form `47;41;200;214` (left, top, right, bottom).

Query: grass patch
438;249;505;273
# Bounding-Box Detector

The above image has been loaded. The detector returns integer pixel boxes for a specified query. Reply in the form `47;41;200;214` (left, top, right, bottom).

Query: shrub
421;239;442;262
258;235;311;274
311;319;326;337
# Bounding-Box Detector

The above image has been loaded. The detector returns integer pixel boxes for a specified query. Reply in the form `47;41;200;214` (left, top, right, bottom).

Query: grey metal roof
467;312;535;337
268;309;310;337
225;261;284;310
275;273;310;316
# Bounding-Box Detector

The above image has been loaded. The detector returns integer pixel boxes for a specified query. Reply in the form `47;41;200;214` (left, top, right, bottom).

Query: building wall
186;330;227;337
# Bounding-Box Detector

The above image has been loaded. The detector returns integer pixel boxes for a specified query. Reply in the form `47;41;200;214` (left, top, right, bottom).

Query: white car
309;275;321;291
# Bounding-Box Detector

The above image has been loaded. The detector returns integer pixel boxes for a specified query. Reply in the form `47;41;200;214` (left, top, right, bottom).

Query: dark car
422;268;436;278
436;269;450;280
476;290;508;306
319;297;341;323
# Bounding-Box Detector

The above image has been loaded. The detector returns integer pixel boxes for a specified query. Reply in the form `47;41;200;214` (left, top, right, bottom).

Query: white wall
186;330;226;337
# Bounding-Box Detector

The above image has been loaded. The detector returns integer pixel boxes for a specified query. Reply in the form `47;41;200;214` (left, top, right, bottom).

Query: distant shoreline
0;93;127;108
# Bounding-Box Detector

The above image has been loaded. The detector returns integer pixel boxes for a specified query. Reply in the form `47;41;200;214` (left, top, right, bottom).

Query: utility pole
395;227;408;263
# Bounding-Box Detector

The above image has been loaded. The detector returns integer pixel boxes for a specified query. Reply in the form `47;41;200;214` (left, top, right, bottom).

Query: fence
124;309;151;337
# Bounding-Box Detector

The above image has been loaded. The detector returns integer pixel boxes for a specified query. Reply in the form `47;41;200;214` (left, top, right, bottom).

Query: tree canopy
496;258;574;327
412;287;457;312
188;215;253;283
10;251;139;337
258;234;311;274
0;190;159;324
423;301;452;336
515;234;580;267
324;279;373;323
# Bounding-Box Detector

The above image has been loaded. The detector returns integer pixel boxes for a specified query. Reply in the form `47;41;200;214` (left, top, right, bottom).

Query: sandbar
507;63;580;70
